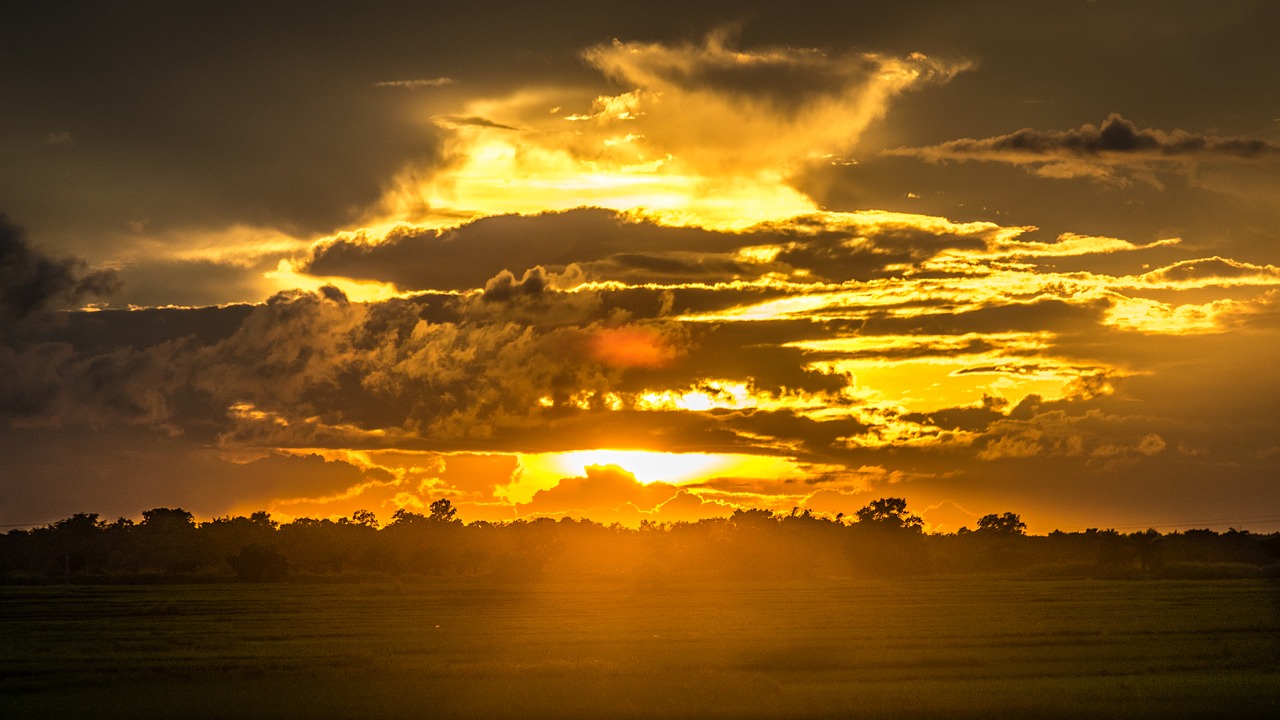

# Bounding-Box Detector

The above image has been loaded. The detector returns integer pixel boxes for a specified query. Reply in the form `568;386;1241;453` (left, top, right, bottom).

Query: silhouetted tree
975;512;1027;536
4;502;1278;582
227;543;289;582
389;509;427;527
964;512;1030;571
1093;529;1127;571
1130;529;1163;574
429;499;459;524
383;503;465;574
729;508;776;530
849;499;927;576
135;508;201;573
49;513;104;575
347;509;379;528
854;498;923;533
249;511;278;530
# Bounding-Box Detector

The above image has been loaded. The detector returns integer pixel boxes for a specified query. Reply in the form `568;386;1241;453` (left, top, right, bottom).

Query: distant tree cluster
2;499;1277;582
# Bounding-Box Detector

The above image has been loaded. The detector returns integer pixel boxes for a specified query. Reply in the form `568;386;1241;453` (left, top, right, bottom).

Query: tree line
2;498;1277;582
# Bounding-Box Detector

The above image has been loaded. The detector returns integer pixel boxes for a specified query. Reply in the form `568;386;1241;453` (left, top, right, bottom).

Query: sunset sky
4;0;1280;533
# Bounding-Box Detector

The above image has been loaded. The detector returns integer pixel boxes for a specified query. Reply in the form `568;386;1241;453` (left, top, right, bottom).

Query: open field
2;577;1278;718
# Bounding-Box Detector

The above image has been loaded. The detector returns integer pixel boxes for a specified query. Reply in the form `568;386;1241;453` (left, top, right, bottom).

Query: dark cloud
719;409;870;460
856;298;1108;337
37;305;254;354
433;115;521;131
772;226;988;282
0;427;382;524
111;258;277;309
579;252;757;284
0;338;187;430
0;215;118;323
302;209;1033;291
608;286;797;317
1;3;448;247
0;290;699;453
901;403;1006;434
890;114;1280;161
584;30;955;115
666;321;851;393
373;78;454;89
482;267;548;302
885;114;1280;184
303;208;748;290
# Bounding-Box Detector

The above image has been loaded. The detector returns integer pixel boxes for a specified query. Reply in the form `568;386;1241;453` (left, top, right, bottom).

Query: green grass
2;577;1278;718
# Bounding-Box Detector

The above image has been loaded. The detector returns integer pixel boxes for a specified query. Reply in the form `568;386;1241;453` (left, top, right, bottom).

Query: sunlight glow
498;450;808;505
375;129;819;231
786;333;1110;412
821;356;1094;412
1103;294;1245;333
551;450;728;484
263;258;406;302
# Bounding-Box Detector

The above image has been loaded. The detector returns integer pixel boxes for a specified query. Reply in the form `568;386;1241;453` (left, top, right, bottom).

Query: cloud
105;205;1249;473
588;326;681;369
111;258;281;309
0;215;119;323
579;30;972;176
302;208;747;290
0;427;387;523
520;464;680;515
7;193;1280;532
1134;257;1280;288
373;78;454;89
173;290;696;449
299;207;1053;292
976;409;1087;461
885;114;1280;184
515;464;736;525
6;270;1280;531
432;115;520;131
653;489;734;523
919;500;981;534
2;5;453;258
1136;433;1167;457
481;266;549;302
360;32;972;231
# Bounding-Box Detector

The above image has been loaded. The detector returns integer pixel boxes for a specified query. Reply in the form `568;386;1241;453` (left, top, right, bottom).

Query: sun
496;449;808;505
550;449;729;485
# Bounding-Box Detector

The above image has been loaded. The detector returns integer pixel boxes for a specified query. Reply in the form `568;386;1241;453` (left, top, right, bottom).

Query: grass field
2;576;1278;718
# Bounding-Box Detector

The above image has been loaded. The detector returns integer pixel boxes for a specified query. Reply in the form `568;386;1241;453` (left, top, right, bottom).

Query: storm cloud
0;215;118;324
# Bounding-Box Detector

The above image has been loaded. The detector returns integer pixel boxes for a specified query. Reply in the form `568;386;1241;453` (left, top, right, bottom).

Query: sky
4;0;1280;533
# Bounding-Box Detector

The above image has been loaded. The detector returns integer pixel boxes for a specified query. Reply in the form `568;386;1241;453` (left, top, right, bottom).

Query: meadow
2;576;1277;718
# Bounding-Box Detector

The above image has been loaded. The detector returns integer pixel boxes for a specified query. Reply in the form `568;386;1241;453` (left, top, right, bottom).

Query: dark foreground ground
2;576;1278;718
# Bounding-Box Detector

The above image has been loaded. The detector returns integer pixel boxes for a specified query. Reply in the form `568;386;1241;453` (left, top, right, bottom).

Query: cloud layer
6;206;1280;530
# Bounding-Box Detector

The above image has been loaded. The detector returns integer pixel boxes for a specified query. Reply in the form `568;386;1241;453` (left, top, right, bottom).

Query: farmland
3;576;1277;718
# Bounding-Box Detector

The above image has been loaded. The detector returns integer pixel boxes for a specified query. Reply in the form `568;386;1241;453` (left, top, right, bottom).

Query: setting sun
498;449;808;508
549;449;729;484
